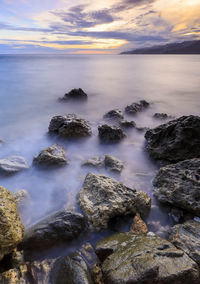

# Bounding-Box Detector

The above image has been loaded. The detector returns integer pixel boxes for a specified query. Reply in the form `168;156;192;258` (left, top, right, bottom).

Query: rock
168;220;200;267
0;156;29;175
153;113;170;119
21;210;86;250
33;144;68;167
145;115;200;163
125;100;149;115
78;173;151;231
48;114;92;138
14;189;29;212
59;88;88;101
98;124;126;143
93;264;105;284
82;156;104;168
95;232;200;284
153;158;200;216
104;155;124;173
103;109;124;120
0;186;24;261
130;213;148;234
119;120;136;128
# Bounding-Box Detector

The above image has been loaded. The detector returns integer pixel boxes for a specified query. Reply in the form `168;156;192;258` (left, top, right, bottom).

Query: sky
0;0;200;54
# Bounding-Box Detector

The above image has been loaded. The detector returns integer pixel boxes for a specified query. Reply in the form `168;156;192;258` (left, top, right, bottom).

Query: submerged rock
125;100;149;115
130;213;148;235
33;144;68;167
0;156;29;175
21;210;85;250
82;156;104;168
98;124;126;143
145;115;200;163
119;119;136;128
104;155;124;172
153;113;171;119
103;109;124;120
78;173;151;231
95;232;200;284
153;158;200;216
48;114;92;138
59;88;88;101
14;189;29;211
0;186;24;261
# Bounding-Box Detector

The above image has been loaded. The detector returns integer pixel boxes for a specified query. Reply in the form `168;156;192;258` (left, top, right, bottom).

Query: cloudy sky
0;0;199;54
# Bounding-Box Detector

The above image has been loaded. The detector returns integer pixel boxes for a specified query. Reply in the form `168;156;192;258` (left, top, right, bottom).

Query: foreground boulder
78;173;151;231
33;144;68;167
48;114;92;138
0;186;24;260
145;115;200;163
103;109;124;120
98;124;126;143
59;88;88;101
21;210;85;250
169;220;200;267
125;100;149;115
95;232;200;284
0;156;29;175
153;158;200;216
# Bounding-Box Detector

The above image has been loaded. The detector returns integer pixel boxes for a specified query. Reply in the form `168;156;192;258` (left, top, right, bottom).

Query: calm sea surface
0;54;200;259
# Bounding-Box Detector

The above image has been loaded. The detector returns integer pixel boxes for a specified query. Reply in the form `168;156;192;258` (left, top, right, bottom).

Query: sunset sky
0;0;200;54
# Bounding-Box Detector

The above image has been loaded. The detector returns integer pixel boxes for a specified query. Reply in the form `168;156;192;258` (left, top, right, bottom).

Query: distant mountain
121;40;200;54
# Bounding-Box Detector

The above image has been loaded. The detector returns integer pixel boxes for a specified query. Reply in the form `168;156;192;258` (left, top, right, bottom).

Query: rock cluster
125;100;149;115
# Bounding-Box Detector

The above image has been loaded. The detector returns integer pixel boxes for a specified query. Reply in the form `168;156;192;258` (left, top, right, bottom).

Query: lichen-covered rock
130;213;148;234
33;144;68;167
59;88;88;101
0;156;29;175
78;173;151;231
0;186;24;260
145;115;200;163
98;124;126;143
95;232;200;284
125;100;149;115
119;120;136;128
21;210;85;250
103;109;124;120
48;114;92;138
104;155;124;173
153;158;200;216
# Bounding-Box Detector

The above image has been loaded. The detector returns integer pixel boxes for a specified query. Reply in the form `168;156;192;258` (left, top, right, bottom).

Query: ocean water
0;54;200;259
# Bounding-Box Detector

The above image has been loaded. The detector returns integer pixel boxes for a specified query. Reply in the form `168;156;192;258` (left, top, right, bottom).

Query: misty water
0;54;200;260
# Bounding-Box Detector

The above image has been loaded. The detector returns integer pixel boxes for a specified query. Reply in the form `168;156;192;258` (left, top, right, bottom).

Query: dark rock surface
0;156;29;175
119;119;136;128
98;124;126;143
125;100;149;115
103;109;124;120
153;113;171;119
145;115;200;163
59;88;88;101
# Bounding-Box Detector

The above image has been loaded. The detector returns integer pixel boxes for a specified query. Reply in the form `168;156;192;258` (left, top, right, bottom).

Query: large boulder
48;114;92;138
153;158;200;216
145;115;200;163
33;144;68;167
95;232;200;284
169;220;200;267
0;186;24;260
98;124;126;143
0;156;29;175
103;109;124;120
125;100;149;115
21;210;86;250
78;173;151;231
59;88;88;101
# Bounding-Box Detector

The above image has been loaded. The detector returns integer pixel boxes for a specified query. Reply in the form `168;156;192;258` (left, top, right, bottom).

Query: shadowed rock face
153;158;200;216
125;100;149;115
95;232;200;284
48;114;92;138
78;173;151;231
145;115;200;163
98;124;126;143
0;156;29;175
59;88;88;101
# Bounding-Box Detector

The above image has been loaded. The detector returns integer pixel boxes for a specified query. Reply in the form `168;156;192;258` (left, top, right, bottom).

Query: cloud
0;21;51;32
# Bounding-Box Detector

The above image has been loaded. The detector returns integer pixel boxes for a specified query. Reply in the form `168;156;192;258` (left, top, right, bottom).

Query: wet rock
0;186;24;261
125;100;150;115
103;109;124;120
169;220;200;267
78;173;151;231
33;144;68;167
104;155;123;173
49;114;92;138
153;158;200;216
82;156;104;168
0;156;29;175
119;119;136;128
95;232;200;284
98;124;126;143
21;210;86;250
59;88;88;101
153;113;170;119
130;213;148;234
145;115;200;163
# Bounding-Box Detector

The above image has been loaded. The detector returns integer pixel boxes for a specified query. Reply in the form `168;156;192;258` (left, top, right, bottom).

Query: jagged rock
98;125;126;143
59;88;88;101
48;114;92;138
78;173;151;231
0;156;29;175
153;158;200;216
104;155;123;173
153;113;170;119
145;115;200;163
82;157;104;168
103;109;124;120
33;144;68;167
119;120;136;128
21;210;86;250
95;232;200;284
125;100;149;115
130;213;148;234
0;187;24;261
169;220;200;267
